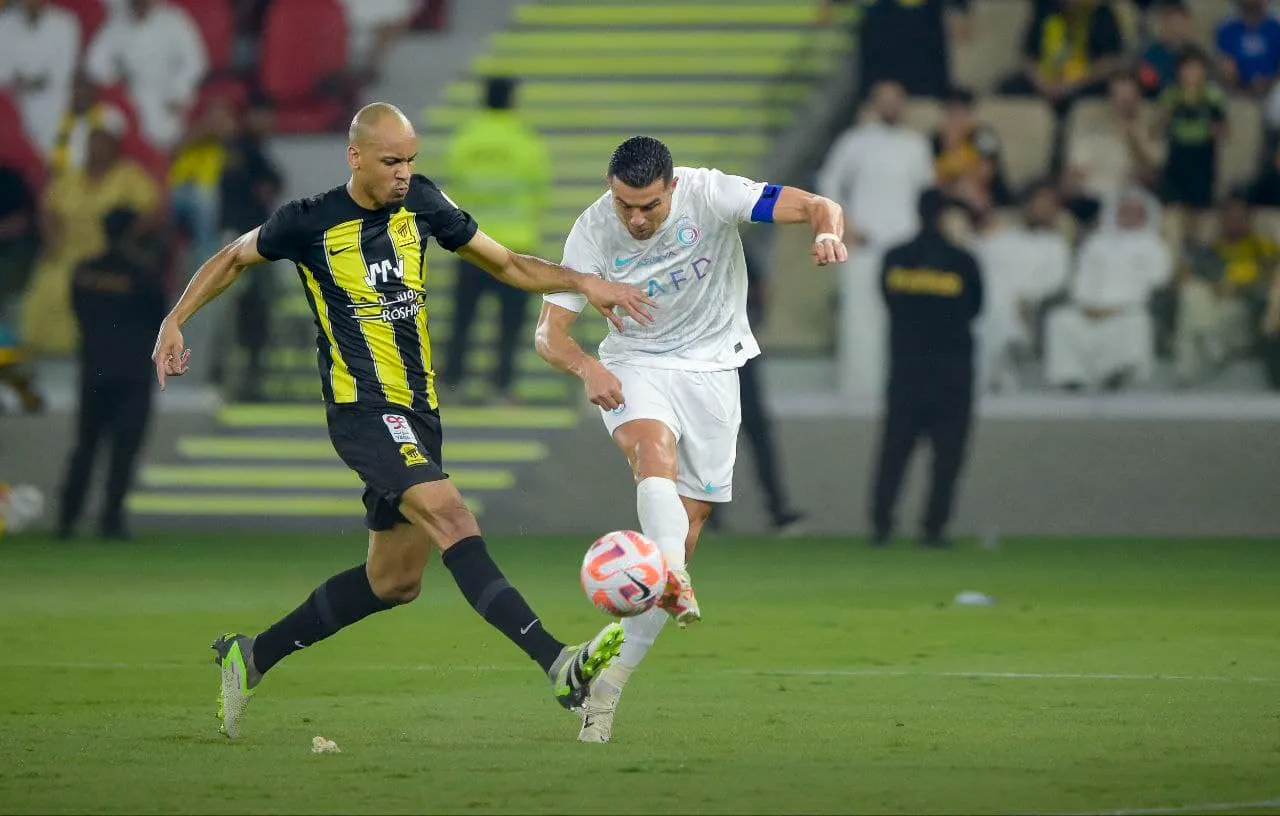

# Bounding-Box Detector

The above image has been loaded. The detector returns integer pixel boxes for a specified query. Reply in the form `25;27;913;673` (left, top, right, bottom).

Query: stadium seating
50;0;104;50
168;0;235;74
950;0;1031;93
0;92;47;195
258;0;349;133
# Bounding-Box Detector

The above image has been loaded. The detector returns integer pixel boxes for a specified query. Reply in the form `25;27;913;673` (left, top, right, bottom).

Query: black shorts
325;402;447;531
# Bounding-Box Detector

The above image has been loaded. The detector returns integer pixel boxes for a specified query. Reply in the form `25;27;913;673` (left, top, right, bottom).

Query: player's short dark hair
485;77;517;110
608;136;674;189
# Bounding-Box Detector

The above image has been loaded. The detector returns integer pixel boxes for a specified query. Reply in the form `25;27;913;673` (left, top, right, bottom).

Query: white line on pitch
1067;796;1280;815
736;668;1280;683
2;662;1277;683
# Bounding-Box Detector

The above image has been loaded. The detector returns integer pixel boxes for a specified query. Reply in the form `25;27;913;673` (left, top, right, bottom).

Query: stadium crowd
0;0;446;411
820;0;1280;392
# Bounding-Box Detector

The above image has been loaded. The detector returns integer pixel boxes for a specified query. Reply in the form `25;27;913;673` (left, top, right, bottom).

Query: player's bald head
348;102;415;147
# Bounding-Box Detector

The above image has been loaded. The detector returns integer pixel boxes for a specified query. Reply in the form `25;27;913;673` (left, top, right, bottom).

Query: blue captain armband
750;184;782;223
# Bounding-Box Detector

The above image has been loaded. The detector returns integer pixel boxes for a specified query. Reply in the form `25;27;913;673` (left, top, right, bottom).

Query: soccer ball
0;483;45;536
580;530;668;617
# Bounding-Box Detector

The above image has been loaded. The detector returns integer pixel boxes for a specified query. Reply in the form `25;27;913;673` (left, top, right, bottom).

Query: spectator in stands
20;108;159;356
1249;139;1280;205
85;0;207;150
49;73;113;176
1261;265;1280;388
1000;0;1126;118
820;0;970;102
818;80;934;249
931;87;1012;210
1175;194;1277;383
170;97;239;274
219;104;283;402
1158;51;1227;232
1215;0;1280;96
0;163;43;414
1137;0;1198;97
440;77;550;405
0;0;81;156
975;181;1072;392
58;208;166;541
338;0;421;80
1063;72;1164;223
1045;187;1174;390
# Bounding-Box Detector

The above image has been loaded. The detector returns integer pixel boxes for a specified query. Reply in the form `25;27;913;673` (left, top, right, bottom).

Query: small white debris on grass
954;591;996;606
311;736;340;754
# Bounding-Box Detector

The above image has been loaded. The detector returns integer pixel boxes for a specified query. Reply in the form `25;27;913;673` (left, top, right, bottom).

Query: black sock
441;535;564;672
252;563;396;676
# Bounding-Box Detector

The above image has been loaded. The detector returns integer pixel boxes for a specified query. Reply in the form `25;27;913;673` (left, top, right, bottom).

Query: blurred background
0;0;1275;540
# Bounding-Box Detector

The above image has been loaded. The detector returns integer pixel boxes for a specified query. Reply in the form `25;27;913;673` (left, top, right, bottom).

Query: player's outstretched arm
768;186;851;267
534;301;624;411
152;228;268;390
457;230;656;331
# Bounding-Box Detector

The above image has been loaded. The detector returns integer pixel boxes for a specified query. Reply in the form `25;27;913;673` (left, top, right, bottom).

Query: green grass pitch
1;532;1278;814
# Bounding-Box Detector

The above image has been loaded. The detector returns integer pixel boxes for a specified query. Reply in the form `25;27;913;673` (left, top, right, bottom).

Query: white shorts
600;362;741;503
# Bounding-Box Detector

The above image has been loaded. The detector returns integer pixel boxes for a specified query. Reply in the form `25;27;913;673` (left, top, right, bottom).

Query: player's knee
369;572;422;605
401;487;480;549
632;437;677;479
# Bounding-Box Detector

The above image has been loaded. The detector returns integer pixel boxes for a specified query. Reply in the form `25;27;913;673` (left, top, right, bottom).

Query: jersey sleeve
256;198;310;262
543;219;596;313
408;174;479;252
702;167;780;224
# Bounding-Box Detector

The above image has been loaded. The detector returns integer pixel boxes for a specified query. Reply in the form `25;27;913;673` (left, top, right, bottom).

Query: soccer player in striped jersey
151;103;656;740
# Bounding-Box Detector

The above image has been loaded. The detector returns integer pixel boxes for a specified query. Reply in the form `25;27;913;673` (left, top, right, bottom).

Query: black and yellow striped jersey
257;174;478;412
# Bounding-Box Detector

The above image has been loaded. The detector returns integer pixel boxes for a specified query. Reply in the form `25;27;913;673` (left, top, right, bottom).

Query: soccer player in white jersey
535;136;848;743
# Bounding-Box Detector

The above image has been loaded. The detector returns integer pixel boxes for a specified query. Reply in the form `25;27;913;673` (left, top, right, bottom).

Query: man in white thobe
974;182;1072;392
0;0;81;155
1044;188;1174;390
84;0;206;150
818;80;935;396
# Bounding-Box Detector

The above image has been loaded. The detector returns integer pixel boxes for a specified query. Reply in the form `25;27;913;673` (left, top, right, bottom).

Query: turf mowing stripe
738;669;1280;683
8;661;1276;684
126;494;484;516
140;465;515;490
516;5;826;24
177;437;548;462
1069;797;1280;816
218;404;579;429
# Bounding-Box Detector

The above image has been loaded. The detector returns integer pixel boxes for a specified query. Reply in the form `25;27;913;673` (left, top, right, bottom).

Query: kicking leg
397;480;622;710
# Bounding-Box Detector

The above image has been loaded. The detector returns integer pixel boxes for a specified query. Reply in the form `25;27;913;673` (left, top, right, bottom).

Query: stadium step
128;2;849;529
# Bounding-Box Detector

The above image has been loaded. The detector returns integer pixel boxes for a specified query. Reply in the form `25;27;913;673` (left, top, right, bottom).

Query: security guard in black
870;189;982;547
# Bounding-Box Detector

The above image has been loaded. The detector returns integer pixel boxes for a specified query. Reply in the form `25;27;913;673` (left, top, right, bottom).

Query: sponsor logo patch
383;414;418;444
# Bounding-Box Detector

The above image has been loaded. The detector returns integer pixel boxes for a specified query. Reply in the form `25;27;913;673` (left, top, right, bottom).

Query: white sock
598;606;670;697
636;476;688;571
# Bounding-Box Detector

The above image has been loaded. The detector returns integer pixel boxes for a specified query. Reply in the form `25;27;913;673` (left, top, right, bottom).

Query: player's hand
582;360;625;412
811;234;848;267
151;319;191;390
580;276;657;332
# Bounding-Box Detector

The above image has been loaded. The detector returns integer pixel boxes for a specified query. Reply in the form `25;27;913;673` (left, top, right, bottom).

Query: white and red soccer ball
580;530;668;617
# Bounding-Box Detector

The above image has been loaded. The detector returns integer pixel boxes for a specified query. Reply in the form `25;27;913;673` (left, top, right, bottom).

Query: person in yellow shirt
438;77;551;404
20;107;159;356
1176;195;1278;384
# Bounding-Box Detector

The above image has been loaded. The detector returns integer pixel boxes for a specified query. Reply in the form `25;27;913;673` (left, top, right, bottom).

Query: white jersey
545;166;774;372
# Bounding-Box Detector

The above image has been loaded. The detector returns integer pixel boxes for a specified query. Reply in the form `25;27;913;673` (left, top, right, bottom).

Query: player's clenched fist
582;359;625;412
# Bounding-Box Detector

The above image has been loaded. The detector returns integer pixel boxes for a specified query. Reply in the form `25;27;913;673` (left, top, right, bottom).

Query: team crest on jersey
400;443;429;467
675;218;701;248
392;218;414;245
